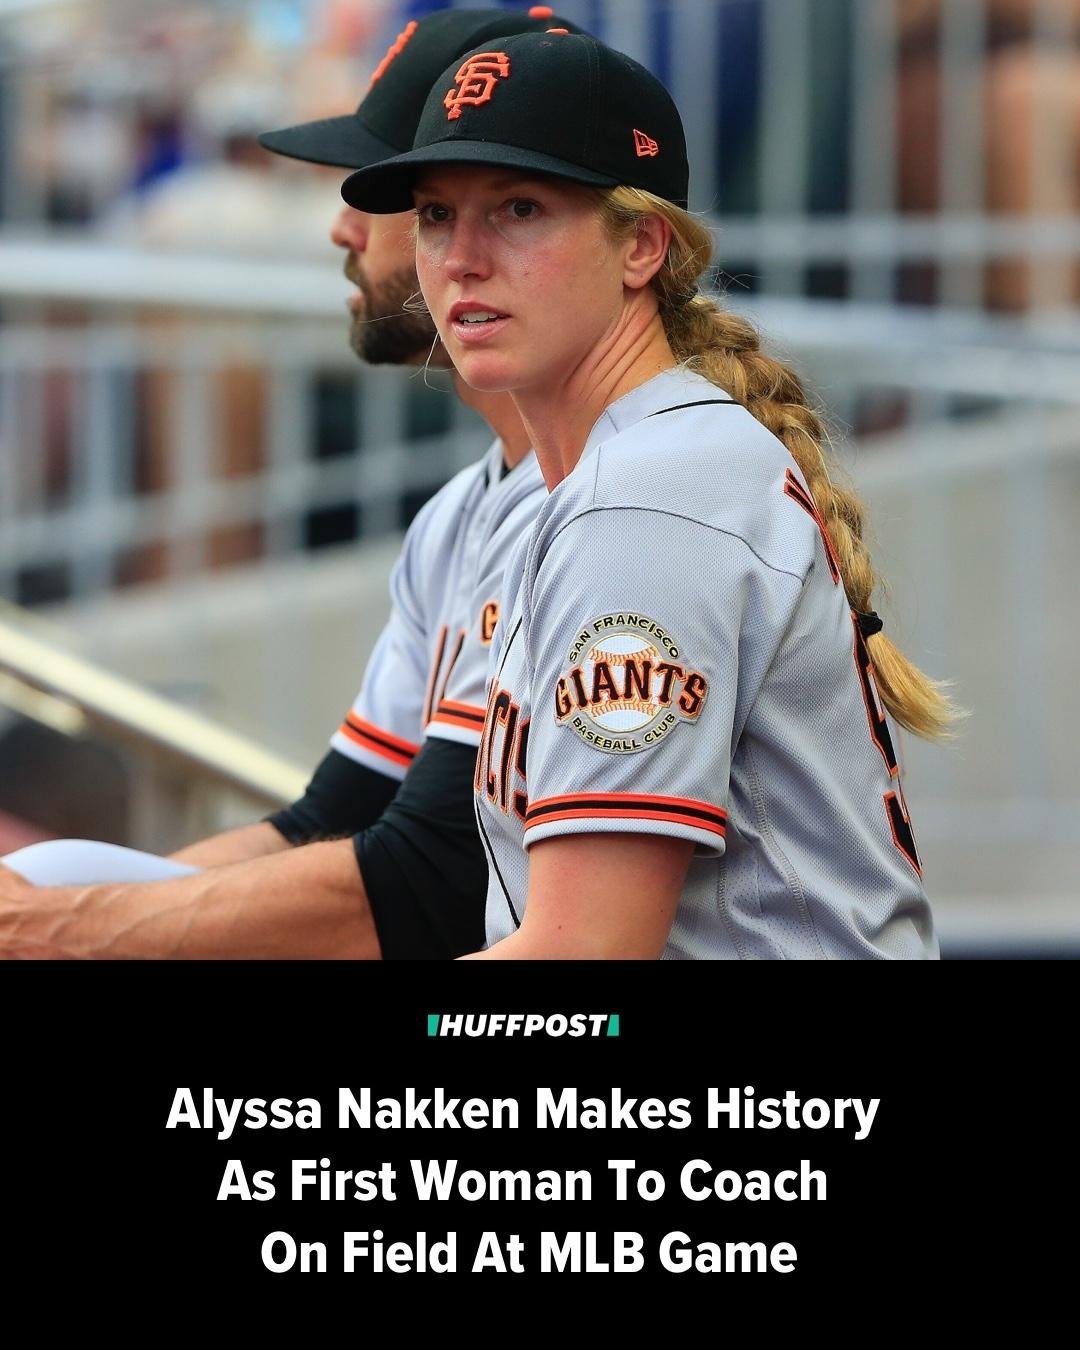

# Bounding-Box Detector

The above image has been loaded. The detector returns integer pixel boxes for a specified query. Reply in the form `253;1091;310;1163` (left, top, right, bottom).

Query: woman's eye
418;203;450;224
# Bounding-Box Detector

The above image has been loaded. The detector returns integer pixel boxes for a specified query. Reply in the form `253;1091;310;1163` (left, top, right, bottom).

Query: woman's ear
622;213;672;291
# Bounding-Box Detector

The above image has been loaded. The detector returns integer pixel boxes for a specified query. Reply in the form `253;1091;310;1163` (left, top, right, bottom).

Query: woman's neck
451;379;532;468
513;305;677;491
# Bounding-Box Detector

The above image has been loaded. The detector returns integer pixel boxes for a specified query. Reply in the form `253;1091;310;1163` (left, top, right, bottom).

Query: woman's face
413;166;630;395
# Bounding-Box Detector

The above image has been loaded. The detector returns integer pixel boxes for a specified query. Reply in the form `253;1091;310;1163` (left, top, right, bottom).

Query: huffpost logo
427;1013;620;1039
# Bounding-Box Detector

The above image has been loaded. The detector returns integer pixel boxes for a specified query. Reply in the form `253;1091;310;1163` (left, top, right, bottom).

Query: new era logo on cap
634;128;659;157
444;51;512;120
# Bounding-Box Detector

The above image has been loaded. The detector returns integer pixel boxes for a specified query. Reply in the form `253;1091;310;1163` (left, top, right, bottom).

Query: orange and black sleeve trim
430;698;488;734
524;792;727;838
338;713;420;770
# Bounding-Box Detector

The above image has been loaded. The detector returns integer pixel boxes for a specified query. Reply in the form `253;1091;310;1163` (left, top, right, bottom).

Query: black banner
3;964;1061;1325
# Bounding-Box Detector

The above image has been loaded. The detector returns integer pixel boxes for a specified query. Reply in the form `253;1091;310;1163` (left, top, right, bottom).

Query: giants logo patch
444;52;511;120
554;613;708;754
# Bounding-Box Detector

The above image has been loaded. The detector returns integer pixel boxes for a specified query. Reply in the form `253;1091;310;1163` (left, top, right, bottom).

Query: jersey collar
485;436;538;489
579;366;733;466
483;437;510;489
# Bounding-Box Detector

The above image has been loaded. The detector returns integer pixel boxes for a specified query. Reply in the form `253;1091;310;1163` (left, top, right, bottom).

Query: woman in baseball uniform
343;31;956;959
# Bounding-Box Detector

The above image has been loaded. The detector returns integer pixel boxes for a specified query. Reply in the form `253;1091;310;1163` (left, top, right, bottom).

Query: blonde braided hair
597;186;957;740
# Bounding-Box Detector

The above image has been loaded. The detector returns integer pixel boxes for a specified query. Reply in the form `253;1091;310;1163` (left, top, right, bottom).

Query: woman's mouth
449;304;510;342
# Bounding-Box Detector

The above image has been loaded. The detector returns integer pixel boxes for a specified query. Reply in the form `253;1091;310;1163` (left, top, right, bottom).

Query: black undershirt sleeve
266;741;486;959
266;750;400;845
354;738;487;960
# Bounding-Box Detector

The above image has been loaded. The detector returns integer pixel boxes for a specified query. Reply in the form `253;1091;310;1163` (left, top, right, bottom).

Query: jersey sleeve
424;464;544;749
521;508;801;856
421;603;494;747
423;542;504;748
329;520;433;782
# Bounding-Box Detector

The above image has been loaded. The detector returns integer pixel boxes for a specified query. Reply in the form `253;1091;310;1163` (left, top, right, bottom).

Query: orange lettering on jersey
478;680;529;815
850;613;922;875
654;661;684;704
591;661;620;704
634;128;660;158
481;599;500;646
444;52;511;120
484;690;512;802
678;672;709;719
783;468;841;584
512;718;530;819
556;655;705;722
560;666;589;713
623;659;652;701
424;624;467;729
369;21;419;85
476;680;501;793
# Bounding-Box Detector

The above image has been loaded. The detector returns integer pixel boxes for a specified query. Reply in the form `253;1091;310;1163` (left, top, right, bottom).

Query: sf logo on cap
444;52;511;120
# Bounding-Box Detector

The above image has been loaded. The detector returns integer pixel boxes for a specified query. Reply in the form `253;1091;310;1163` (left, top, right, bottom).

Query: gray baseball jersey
332;438;546;775
474;368;938;960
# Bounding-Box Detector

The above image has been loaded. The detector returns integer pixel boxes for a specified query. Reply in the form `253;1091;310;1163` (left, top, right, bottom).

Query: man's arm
0;739;486;960
0;839;377;960
169;821;291;868
170;482;444;872
169;751;402;867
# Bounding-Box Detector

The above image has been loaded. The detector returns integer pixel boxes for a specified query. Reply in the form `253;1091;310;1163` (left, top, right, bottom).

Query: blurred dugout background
0;0;1076;957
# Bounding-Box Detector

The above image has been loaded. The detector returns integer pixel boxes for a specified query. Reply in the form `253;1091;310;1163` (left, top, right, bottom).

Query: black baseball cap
258;7;585;170
340;31;689;213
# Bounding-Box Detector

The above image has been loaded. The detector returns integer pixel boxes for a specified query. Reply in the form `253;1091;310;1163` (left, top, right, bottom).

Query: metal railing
4;236;1080;610
0;599;307;848
0;255;488;603
0;599;306;800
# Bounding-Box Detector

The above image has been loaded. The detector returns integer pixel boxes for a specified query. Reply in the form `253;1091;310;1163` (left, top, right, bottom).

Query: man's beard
346;259;439;365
